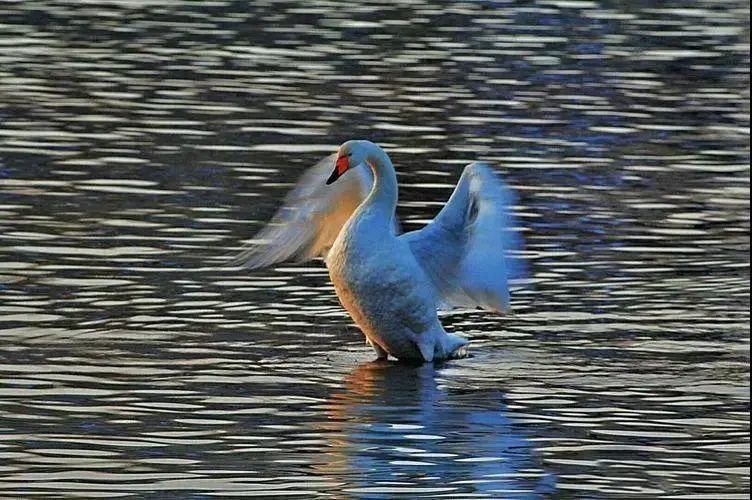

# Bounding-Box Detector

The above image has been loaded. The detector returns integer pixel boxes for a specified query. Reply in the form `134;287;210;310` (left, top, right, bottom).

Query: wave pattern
0;0;749;497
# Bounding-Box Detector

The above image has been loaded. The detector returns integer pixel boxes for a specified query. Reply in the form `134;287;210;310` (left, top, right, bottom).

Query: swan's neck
362;145;398;221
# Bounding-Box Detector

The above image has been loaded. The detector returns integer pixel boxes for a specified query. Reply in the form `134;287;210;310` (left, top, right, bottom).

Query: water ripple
0;0;748;497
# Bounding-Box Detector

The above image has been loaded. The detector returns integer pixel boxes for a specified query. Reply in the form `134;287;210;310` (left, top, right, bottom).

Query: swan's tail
416;331;469;362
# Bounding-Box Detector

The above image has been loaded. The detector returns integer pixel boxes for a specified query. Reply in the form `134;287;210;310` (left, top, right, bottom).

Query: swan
233;140;525;361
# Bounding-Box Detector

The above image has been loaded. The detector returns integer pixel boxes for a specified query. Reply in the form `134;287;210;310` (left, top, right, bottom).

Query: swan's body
233;140;525;361
327;209;447;360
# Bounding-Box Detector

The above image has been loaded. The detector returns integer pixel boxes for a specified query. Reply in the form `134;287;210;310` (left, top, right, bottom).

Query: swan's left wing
401;162;526;313
229;153;377;269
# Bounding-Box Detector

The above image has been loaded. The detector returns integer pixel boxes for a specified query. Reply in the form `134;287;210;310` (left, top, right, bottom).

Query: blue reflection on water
323;361;556;498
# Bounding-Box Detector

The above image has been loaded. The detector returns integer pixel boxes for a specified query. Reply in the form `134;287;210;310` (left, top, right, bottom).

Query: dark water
0;0;749;498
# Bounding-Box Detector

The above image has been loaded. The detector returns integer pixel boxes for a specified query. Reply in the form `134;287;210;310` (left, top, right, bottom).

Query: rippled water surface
0;0;749;498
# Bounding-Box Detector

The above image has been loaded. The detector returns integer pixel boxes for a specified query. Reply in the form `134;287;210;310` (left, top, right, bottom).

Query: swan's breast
330;221;435;324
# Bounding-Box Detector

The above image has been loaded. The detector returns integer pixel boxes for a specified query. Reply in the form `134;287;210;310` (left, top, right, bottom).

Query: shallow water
0;0;749;498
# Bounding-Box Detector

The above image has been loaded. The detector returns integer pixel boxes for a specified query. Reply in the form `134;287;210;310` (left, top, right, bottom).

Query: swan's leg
365;335;389;360
371;342;388;360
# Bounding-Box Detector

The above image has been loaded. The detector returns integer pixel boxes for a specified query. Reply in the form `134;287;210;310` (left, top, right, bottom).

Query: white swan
233;140;525;361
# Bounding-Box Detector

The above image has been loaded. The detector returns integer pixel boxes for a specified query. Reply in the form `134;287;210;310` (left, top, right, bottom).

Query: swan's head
327;140;373;185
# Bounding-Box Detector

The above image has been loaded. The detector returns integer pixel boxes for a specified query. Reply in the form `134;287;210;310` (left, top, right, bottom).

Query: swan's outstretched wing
230;153;376;269
401;163;526;313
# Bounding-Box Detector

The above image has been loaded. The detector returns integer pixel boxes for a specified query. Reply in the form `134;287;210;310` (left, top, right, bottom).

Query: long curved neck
363;145;398;219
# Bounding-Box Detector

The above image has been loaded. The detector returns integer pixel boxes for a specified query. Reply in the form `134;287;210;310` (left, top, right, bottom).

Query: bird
232;140;525;362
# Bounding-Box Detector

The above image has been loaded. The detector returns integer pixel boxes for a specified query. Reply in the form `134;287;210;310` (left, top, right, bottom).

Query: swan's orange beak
326;155;349;185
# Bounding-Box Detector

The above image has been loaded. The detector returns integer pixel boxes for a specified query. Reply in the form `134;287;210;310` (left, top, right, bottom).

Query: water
0;0;749;497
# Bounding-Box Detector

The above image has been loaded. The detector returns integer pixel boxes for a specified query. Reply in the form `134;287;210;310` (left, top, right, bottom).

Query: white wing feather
401;163;526;312
230;153;375;268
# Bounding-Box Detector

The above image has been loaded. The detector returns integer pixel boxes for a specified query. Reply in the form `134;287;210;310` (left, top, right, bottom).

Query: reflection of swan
234;140;525;361
317;361;556;498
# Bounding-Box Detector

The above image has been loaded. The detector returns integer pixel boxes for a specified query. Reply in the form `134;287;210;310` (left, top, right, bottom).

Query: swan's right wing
229;153;376;269
401;163;526;313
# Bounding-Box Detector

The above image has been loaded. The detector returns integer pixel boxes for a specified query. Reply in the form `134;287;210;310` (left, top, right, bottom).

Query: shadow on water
318;360;556;498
